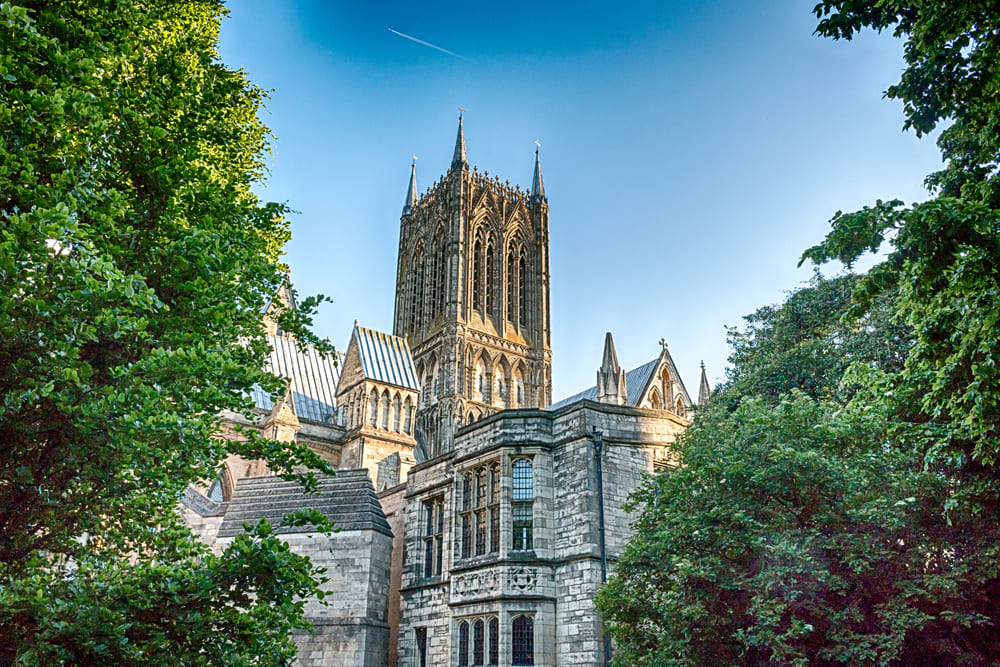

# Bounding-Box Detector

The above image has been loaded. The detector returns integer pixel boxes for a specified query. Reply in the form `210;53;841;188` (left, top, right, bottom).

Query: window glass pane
490;507;500;553
512;616;534;665
490;463;500;504
476;467;487;507
459;621;469;666
488;617;499;665
464;474;473;511
512;502;532;551
512;459;533;501
462;514;471;559
476;510;486;555
473;619;484;665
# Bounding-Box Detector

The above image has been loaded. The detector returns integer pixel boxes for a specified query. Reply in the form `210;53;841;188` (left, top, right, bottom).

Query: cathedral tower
393;116;553;457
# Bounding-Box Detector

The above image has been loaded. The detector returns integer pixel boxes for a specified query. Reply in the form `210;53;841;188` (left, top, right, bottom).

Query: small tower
698;361;712;405
596;332;627;405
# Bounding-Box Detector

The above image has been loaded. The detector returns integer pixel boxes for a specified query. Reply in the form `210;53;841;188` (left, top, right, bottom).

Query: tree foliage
598;2;1000;664
1;1;332;662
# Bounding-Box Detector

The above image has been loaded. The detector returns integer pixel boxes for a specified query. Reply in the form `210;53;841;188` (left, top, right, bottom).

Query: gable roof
549;348;693;411
251;334;343;423
351;325;419;390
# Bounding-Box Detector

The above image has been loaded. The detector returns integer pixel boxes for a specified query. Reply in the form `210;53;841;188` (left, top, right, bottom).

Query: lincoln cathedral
181;117;711;666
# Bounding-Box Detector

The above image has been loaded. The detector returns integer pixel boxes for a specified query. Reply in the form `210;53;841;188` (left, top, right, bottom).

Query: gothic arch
493;355;511;407
648;387;662;410
429;224;447;320
409;240;425;331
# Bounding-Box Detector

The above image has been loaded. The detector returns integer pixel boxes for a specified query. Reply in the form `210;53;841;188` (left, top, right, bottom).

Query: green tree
1;1;332;663
599;2;1000;663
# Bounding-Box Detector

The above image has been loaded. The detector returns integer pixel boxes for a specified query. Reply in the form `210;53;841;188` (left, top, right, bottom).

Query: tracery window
459;461;500;559
473;234;484;312
410;245;424;331
456;615;498;667
422;496;444;577
512;615;534;665
518;248;527;327
431;230;445;320
485;238;495;316
512;459;533;551
506;248;517;322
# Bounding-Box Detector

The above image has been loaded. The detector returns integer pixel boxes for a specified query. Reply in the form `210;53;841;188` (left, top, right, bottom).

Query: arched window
514;368;525;408
488;618;499;665
381;392;390;429
485;238;495;316
506;248;517;322
458;621;470;667
496;375;505;407
512;616;534;666
430;228;445;320
368;390;378;428
475;360;486;401
518;248;527;327
675;397;685;417
410;244;424;331
512;459;533;551
649;389;661;410
473;233;484;312
403;397;413;433
392;395;401;431
473;619;485;665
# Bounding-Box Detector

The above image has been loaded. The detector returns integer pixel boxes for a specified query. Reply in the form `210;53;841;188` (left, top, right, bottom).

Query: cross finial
659;337;668;351
411;154;418;164
458;106;465;118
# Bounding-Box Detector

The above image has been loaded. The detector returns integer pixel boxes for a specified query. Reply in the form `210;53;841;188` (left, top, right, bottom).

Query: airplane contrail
388;28;471;62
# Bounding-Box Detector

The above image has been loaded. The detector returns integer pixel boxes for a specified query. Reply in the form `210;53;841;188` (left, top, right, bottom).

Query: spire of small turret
531;144;546;203
698;361;712;405
597;332;627;405
402;159;418;215
451;112;469;172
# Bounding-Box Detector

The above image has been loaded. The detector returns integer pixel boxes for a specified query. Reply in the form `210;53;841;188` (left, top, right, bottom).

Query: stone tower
393;116;553;458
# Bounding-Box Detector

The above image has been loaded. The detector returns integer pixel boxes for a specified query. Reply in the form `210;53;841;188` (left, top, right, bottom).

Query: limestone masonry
181;118;712;666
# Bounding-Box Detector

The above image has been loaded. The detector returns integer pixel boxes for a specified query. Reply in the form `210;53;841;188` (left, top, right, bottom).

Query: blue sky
218;0;941;402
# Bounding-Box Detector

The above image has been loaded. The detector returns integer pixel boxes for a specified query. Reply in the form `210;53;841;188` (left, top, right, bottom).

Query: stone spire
402;161;417;215
530;147;546;203
698;361;712;405
451;113;468;172
596;332;627;406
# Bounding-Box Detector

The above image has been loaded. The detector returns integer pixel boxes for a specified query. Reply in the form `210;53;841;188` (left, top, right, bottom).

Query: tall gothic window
512;616;534;665
506;248;517;322
422;496;444;577
392;395;401;431
380;392;390;429
431;230;445;320
456;616;498;667
512;459;533;551
410;245;425;331
518;249;527;326
485;239;495;317
473;235;483;313
489;462;500;552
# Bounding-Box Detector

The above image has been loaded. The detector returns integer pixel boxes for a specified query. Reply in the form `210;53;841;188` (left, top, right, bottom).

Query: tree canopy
1;1;331;663
598;2;1000;664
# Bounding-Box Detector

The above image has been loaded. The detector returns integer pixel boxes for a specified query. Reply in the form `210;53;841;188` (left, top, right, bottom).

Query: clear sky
217;0;941;402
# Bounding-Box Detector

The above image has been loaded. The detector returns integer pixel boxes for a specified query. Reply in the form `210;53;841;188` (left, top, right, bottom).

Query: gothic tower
393;116;553;458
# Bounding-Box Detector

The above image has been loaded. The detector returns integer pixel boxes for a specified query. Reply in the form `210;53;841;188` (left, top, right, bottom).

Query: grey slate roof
251;334;343;423
355;325;419;390
216;470;392;538
549;356;661;410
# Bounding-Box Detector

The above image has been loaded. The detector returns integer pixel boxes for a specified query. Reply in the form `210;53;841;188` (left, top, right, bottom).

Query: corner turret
596;332;627;405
